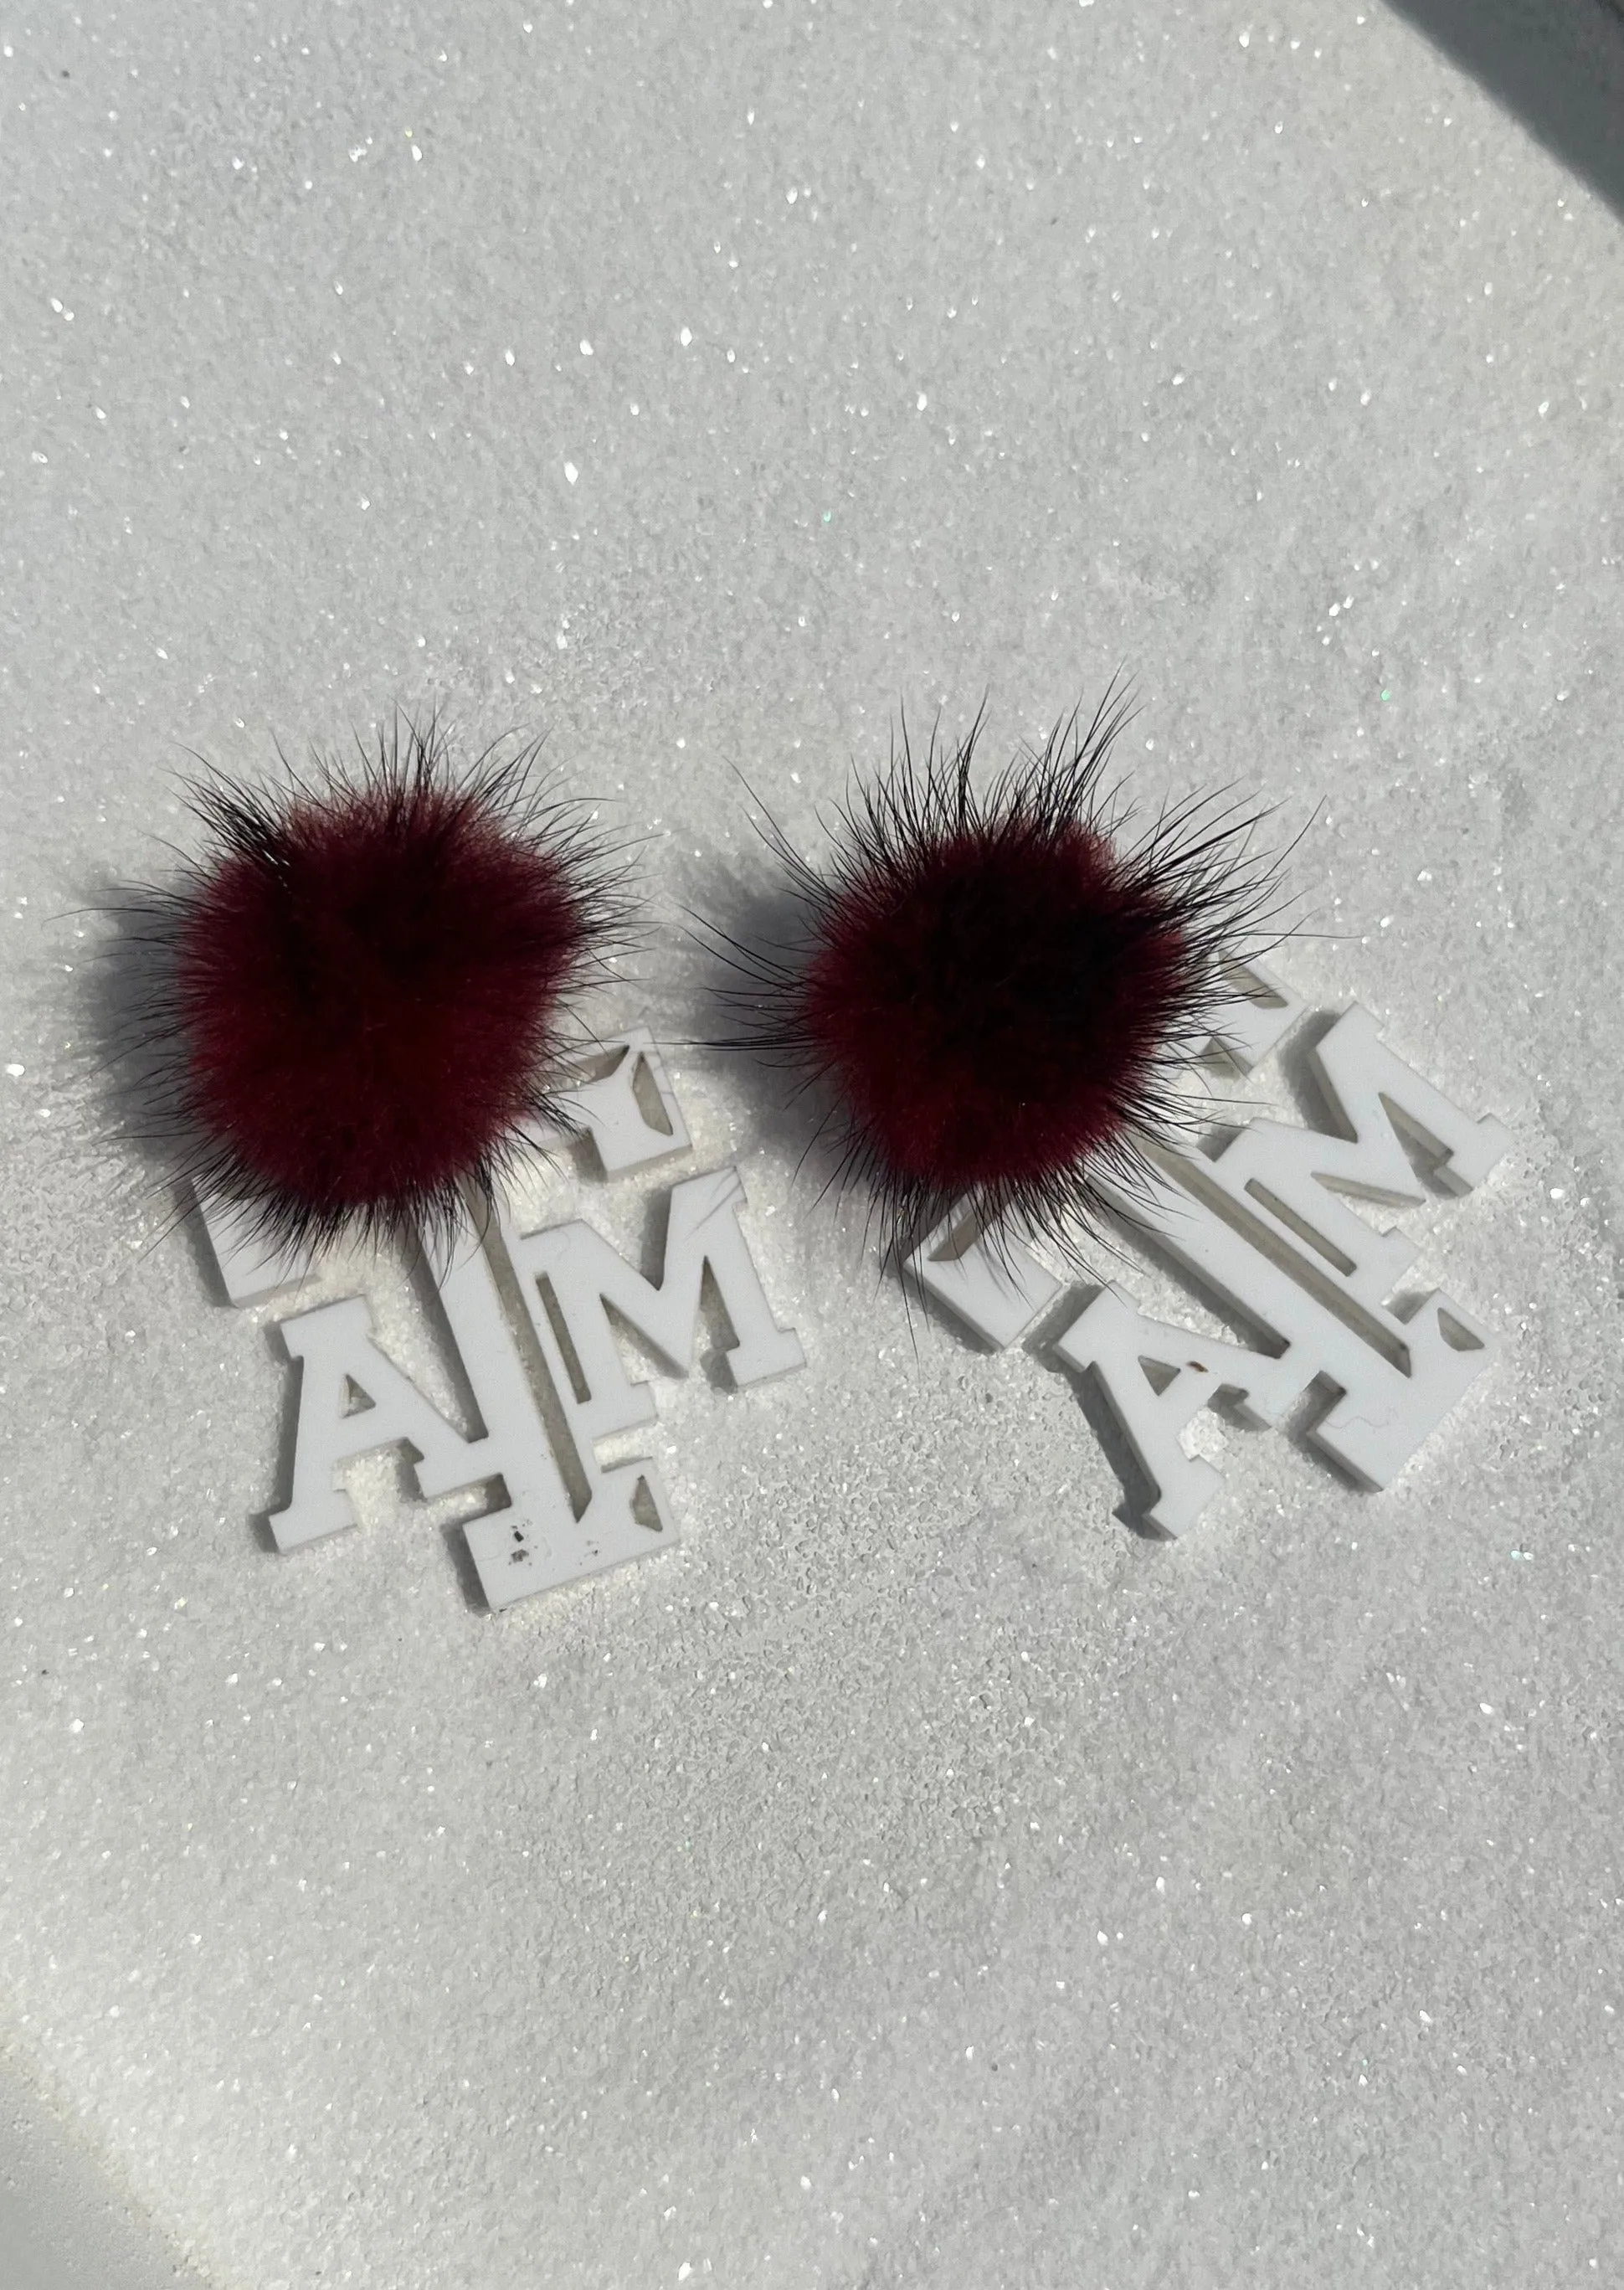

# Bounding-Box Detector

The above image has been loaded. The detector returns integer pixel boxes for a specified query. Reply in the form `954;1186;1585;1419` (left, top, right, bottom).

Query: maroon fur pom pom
120;720;627;1253
714;691;1286;1264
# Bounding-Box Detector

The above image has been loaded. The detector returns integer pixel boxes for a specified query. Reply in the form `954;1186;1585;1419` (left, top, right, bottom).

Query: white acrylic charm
194;1031;800;1609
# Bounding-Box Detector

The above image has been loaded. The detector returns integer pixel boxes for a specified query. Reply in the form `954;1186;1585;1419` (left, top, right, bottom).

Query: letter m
1202;1004;1512;1311
503;1166;804;1444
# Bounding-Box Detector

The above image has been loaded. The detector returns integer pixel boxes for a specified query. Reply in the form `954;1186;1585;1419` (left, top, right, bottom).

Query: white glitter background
3;3;1621;2284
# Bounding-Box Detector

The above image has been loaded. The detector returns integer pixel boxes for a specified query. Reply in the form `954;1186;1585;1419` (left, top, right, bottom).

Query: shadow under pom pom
106;717;634;1256
707;687;1293;1268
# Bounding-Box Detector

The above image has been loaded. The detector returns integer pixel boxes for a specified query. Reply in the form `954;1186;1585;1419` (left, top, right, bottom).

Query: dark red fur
120;721;624;1253
713;691;1285;1264
799;816;1190;1202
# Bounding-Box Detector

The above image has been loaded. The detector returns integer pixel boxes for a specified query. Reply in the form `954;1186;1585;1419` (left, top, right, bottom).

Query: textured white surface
0;2047;199;2289
3;3;1621;2285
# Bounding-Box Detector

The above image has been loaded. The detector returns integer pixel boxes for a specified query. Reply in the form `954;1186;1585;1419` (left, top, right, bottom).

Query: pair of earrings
121;697;1285;1272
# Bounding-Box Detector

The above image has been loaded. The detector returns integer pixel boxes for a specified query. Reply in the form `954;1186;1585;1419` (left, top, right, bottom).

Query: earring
116;715;631;1255
708;685;1288;1266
